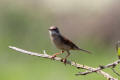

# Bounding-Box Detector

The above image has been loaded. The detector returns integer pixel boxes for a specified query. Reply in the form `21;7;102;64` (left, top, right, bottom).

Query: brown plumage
49;26;91;63
60;35;91;53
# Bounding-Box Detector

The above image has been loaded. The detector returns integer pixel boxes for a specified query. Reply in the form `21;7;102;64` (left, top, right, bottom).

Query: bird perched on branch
48;26;91;63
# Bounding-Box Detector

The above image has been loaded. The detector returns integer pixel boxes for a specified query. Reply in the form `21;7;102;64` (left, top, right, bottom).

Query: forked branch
76;59;120;75
8;46;118;80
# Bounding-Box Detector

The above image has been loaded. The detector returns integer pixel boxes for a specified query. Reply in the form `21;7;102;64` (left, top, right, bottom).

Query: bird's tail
78;48;91;53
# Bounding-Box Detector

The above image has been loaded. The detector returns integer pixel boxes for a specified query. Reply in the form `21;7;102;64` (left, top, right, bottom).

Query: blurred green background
0;0;120;80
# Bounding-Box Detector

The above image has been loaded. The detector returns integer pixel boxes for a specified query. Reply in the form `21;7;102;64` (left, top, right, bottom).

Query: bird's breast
51;35;71;50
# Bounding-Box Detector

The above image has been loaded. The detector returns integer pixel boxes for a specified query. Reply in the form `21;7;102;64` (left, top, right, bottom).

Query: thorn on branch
99;65;105;69
111;68;120;77
112;64;116;68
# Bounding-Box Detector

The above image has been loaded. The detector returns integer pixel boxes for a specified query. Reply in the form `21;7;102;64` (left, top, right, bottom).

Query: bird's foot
61;58;67;65
51;55;56;60
51;53;60;60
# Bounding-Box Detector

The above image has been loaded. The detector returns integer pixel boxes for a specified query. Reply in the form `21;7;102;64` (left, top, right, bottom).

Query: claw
51;51;64;61
51;51;63;60
51;55;56;60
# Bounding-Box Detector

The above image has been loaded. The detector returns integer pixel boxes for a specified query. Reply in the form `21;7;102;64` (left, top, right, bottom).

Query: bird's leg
51;50;64;59
61;50;70;64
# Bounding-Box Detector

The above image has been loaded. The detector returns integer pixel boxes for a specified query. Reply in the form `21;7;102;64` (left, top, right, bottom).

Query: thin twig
8;46;118;80
111;68;120;76
77;58;120;76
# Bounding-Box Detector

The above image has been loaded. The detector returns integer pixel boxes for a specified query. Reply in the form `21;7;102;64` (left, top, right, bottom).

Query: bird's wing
60;35;80;50
60;35;91;53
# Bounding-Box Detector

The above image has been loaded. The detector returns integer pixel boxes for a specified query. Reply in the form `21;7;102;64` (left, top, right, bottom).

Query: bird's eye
52;29;57;30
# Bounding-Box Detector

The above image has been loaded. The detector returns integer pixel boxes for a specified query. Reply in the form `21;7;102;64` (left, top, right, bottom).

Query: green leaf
118;48;120;56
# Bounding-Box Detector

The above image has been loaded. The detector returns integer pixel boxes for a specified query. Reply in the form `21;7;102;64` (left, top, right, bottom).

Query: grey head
48;26;60;36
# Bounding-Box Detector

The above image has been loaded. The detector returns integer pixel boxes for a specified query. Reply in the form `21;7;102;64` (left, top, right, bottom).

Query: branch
77;59;120;75
8;46;118;80
111;68;120;76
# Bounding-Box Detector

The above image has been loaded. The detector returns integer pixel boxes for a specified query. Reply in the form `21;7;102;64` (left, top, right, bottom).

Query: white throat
49;30;60;36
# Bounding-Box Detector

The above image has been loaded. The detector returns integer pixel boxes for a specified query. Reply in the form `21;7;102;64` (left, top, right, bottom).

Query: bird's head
48;26;60;36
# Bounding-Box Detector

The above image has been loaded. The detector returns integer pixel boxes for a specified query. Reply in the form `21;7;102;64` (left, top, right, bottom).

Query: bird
48;26;91;63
